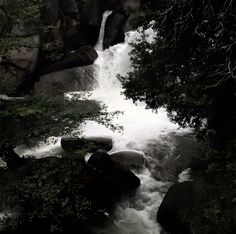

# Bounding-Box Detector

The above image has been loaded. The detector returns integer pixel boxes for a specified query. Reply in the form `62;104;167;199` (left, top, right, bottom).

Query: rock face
78;0;104;47
1;0;140;94
157;182;193;234
110;149;147;170
35;65;96;95
86;151;140;208
103;13;127;49
61;137;113;152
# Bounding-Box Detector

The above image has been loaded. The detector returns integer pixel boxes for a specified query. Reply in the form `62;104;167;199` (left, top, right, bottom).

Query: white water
79;12;189;234
95;10;113;51
16;11;192;233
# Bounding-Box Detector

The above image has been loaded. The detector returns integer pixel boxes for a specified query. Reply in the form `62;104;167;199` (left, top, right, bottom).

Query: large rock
42;0;60;26
61;137;113;152
35;65;96;95
103;12;127;49
110;149;147;170
86;151;140;208
157;182;193;234
40;46;98;75
77;0;105;46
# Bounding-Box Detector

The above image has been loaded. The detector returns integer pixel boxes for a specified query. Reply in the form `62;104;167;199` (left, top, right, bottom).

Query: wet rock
103;12;127;49
157;182;193;234
86;151;140;208
61;137;113;152
110;149;147;170
35;65;95;95
78;0;104;46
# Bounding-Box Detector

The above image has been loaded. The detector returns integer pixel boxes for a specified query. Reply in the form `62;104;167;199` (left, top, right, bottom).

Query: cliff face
0;0;139;95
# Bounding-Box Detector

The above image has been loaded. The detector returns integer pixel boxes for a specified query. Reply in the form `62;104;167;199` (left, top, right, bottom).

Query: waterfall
95;10;113;51
80;12;190;234
17;11;192;234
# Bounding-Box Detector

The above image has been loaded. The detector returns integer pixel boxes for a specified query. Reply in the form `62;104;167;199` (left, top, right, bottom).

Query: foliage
182;141;236;234
121;0;236;233
14;157;91;232
0;95;101;149
121;0;236;133
0;0;41;53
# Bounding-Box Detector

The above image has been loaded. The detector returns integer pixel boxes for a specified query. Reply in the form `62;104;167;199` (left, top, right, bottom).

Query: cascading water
95;10;113;51
17;11;193;234
79;11;191;234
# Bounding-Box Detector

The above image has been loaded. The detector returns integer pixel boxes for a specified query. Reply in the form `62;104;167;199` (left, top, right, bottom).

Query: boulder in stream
157;181;193;234
86;151;141;208
110;149;147;170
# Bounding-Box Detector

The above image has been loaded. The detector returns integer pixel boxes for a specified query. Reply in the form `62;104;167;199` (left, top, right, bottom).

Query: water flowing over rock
110;149;147;170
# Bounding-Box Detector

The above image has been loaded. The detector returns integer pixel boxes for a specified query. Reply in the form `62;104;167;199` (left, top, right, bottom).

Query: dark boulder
35;65;96;95
0;145;26;168
110;149;147;170
40;46;98;75
157;181;193;234
42;0;60;26
86;151;140;208
77;0;105;46
61;137;113;152
103;12;127;49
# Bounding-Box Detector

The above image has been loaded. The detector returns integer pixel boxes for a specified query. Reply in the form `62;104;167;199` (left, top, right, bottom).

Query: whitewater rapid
17;11;191;234
77;11;190;234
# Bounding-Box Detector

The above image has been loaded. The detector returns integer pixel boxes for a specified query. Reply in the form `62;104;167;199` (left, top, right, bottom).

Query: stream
77;11;192;234
18;11;198;234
